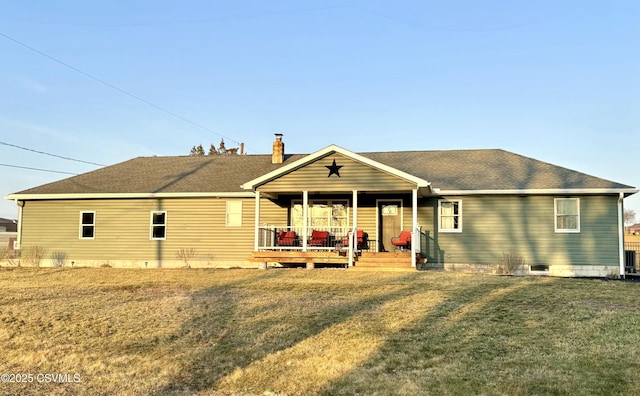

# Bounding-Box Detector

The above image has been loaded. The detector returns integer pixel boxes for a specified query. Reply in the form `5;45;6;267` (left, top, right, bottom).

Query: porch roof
240;145;431;192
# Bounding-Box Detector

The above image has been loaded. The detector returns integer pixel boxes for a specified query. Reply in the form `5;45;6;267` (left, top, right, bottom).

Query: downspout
411;189;418;268
15;199;23;250
254;191;260;251
618;192;625;278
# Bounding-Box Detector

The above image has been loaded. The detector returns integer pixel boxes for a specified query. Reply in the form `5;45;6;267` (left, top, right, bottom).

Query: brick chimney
272;133;284;164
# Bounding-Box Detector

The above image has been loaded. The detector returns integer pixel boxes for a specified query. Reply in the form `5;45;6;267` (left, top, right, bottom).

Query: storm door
378;200;402;252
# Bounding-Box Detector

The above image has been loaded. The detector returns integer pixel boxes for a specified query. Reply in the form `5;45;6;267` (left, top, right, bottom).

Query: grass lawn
0;268;639;395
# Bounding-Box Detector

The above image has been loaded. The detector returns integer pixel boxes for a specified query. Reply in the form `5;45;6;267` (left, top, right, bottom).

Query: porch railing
258;225;382;252
624;242;640;273
258;226;352;251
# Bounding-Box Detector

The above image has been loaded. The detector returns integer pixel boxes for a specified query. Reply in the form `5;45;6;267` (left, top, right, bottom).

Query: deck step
352;251;414;270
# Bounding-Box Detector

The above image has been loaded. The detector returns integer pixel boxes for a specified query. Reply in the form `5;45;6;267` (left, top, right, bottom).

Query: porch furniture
342;230;369;251
277;230;298;246
308;230;330;246
391;230;412;251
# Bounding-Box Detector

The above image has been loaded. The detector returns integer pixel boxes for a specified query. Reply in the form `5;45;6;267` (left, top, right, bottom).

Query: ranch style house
5;134;638;276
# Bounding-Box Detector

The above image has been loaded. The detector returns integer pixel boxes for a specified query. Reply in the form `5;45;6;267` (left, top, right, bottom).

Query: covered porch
240;144;433;269
251;190;424;268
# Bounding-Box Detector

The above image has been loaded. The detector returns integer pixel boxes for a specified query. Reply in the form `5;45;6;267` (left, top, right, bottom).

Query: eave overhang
431;188;639;197
241;144;431;191
5;192;255;201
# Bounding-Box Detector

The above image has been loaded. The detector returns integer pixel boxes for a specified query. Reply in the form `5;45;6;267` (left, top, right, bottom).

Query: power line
11;4;350;28
0;163;78;175
0;141;106;167
0;31;251;153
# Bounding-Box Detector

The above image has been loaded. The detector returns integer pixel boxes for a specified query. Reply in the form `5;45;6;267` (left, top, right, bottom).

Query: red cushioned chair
391;230;412;251
308;230;330;246
277;230;298;246
342;230;369;251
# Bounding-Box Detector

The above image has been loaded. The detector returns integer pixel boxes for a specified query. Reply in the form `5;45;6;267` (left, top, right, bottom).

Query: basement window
530;264;550;274
150;211;167;240
79;211;95;239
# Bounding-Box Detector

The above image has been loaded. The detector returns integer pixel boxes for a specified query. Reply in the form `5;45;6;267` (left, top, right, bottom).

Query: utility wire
0;31;250;153
10;4;350;28
0;163;78;175
0;141;106;167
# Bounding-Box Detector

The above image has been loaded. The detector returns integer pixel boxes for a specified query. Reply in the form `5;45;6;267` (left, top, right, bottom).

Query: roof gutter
432;188;639;196
5;192;256;201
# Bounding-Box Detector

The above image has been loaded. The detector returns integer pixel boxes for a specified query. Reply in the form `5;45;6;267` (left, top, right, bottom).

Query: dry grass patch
0;268;639;395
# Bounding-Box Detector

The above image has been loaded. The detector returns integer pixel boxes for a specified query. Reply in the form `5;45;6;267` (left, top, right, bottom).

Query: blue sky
1;0;639;220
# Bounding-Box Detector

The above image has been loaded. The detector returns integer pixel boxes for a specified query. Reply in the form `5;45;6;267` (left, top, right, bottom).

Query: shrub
6;249;21;267
606;271;621;280
499;251;526;275
176;248;198;268
49;251;68;267
23;246;47;268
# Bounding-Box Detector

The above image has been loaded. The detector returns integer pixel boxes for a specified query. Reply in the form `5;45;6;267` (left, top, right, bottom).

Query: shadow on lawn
318;276;639;396
316;277;542;395
154;270;446;394
155;272;640;395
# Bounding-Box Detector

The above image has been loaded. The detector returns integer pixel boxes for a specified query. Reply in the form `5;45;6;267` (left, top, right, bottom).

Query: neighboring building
629;224;640;235
0;217;17;233
5;135;638;276
0;217;17;251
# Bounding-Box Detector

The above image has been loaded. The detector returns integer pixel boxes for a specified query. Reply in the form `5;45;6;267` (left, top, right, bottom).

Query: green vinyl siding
18;193;621;270
19;197;282;263
259;154;415;193
354;204;377;249
418;195;620;267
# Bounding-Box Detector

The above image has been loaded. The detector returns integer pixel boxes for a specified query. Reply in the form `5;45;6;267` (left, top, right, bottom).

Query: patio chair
277;230;298;246
342;230;369;251
308;230;330;246
391;230;412;251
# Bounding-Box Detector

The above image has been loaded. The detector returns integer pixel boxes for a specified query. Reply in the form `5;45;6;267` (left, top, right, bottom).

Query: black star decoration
326;159;343;177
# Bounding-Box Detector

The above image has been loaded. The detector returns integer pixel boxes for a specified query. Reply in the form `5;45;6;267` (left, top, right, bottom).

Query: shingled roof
363;149;634;191
8;148;635;197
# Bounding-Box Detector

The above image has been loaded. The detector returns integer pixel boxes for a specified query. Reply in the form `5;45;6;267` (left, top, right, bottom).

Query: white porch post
302;190;308;252
254;191;261;251
349;190;358;267
411;188;418;268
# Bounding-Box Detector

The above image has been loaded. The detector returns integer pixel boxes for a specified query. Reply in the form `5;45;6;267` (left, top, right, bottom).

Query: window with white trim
331;201;349;228
150;211;167;240
555;198;580;232
291;202;304;234
291;200;349;235
226;201;242;227
438;199;462;232
79;211;95;239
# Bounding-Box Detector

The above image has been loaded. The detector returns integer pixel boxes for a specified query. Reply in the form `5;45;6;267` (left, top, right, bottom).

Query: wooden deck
250;250;415;270
351;251;415;271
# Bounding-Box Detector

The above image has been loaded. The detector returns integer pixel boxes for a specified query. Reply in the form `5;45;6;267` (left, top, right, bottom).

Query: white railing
258;225;352;251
